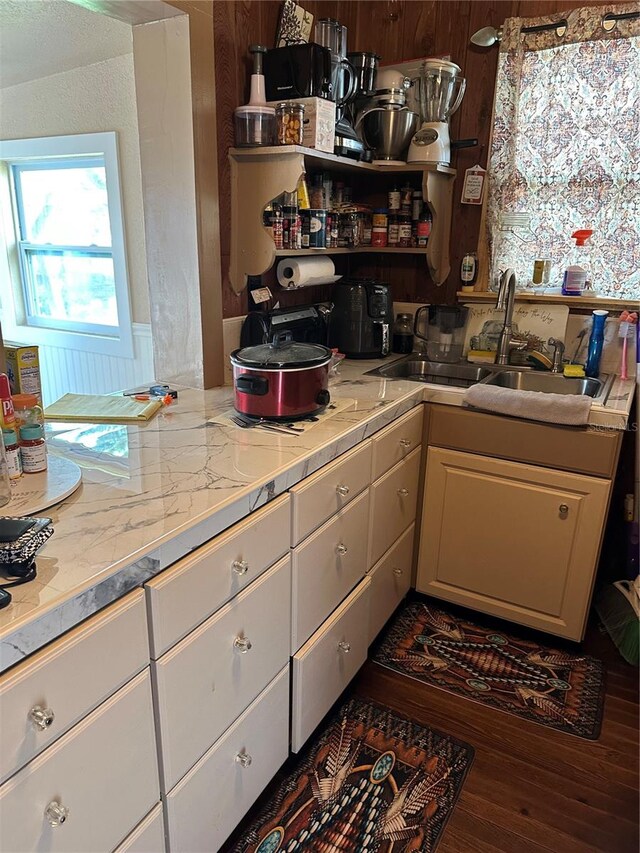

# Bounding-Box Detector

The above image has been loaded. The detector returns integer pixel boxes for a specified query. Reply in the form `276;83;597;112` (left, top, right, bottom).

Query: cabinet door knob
336;484;350;497
235;751;252;767
232;559;249;576
397;488;409;497
233;635;252;653
45;800;69;827
559;504;569;519
399;438;411;447
393;567;403;576
336;543;348;556
338;641;351;653
30;705;55;731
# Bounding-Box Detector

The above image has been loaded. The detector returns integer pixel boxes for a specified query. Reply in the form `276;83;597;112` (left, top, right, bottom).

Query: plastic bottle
2;427;22;481
0;374;15;430
562;229;593;296
19;424;47;473
460;252;478;292
585;309;608;378
0;433;10;507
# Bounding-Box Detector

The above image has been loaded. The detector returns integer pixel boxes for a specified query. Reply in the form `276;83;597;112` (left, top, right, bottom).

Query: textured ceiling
0;0;133;89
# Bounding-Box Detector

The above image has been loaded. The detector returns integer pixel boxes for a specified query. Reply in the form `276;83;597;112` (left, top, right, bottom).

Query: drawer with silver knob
290;440;372;546
145;494;290;657
0;670;158;853
368;524;415;643
371;405;423;480
369;447;421;567
291;577;370;752
0;590;148;785
291;489;370;652
166;665;289;853
152;555;291;792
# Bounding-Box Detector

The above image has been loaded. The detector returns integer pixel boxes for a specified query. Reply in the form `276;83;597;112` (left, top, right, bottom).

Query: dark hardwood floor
225;611;639;853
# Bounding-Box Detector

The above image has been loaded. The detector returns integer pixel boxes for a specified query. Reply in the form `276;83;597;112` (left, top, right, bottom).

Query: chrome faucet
495;268;527;365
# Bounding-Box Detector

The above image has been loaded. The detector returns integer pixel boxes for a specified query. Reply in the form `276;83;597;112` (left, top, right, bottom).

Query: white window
0;132;133;357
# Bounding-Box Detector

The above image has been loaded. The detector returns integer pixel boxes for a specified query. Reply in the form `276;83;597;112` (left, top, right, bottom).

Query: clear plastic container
11;393;44;430
234;106;275;147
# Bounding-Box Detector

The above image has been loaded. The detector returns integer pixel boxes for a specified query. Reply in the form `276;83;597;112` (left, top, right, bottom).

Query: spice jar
19;424;47;474
417;209;432;247
398;213;412;247
371;209;388;247
275;102;305;145
387;213;399;247
2;427;22;480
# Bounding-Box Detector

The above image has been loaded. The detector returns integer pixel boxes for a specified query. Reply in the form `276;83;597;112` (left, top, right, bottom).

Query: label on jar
21;442;47;473
6;447;22;480
388;222;399;245
388;190;400;210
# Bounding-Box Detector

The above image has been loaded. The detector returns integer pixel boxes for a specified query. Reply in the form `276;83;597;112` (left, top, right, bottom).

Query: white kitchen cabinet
166;665;289;853
416;447;612;641
371;405;423;480
114;803;165;853
0;670;158;853
291;488;370;651
368;523;414;644
153;555;291;792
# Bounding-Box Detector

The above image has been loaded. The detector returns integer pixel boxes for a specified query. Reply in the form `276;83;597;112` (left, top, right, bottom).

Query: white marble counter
0;359;635;672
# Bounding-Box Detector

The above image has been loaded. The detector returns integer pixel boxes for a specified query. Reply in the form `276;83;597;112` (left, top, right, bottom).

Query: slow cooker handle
271;331;293;348
236;375;269;396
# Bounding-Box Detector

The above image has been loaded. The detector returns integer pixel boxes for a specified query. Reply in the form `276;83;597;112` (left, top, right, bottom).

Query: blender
407;59;466;165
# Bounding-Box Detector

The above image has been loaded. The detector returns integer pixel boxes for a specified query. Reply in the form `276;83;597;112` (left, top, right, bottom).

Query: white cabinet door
292;488;370;651
166;666;289;853
146;494;290;657
369;447;421;567
0;590;148;785
368;524;414;644
153;555;291;792
0;670;158;853
291;577;370;753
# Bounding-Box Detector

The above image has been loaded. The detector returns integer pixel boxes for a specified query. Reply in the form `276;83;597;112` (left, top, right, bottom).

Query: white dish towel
463;384;592;426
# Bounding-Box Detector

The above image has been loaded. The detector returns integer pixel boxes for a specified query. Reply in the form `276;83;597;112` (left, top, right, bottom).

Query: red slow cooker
230;333;331;421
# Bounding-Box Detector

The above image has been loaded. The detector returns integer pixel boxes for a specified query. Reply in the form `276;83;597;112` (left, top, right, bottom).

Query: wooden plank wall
214;0;612;318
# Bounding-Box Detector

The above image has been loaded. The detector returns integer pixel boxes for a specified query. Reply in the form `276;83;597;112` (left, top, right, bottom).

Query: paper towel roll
277;257;342;289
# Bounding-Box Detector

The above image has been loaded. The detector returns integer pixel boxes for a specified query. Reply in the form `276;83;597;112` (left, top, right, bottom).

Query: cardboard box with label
268;97;335;153
5;344;42;403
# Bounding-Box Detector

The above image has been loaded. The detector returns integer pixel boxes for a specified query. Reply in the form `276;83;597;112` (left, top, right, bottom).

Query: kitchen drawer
290;440;372;546
292;488;370;651
153;555;291;792
371;405;423;481
114;803;165;853
0;669;158;853
0;589;148;785
369;446;421;567
368;524;414;644
291;576;370;753
146;494;289;657
166;665;289;853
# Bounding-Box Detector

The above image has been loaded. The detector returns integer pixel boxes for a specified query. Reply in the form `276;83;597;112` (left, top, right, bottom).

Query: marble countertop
1;359;635;672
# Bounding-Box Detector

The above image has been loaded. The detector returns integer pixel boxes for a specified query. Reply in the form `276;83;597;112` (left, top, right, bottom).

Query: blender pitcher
408;59;466;165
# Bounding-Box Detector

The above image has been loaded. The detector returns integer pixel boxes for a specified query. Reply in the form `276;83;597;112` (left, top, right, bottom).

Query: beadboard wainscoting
39;324;155;406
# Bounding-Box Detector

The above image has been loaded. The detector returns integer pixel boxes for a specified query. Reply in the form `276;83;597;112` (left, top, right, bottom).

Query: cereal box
4;344;42;404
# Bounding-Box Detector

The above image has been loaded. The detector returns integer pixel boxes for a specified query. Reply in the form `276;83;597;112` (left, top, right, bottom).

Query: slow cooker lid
233;334;331;369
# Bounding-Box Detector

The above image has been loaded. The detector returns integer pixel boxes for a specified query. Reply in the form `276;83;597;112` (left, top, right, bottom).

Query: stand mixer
407;59;466;166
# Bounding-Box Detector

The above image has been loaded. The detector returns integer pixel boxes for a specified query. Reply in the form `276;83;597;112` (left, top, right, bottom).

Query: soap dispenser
585;309;608;378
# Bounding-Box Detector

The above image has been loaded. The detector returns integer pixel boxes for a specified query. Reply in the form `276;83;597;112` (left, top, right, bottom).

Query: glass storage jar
275;102;305;145
393;313;414;354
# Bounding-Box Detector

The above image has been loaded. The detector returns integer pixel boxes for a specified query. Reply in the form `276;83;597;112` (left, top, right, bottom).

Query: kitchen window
0;132;133;357
486;5;640;301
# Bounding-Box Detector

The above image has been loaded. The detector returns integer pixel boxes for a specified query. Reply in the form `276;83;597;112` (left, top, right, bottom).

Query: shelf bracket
424;171;455;286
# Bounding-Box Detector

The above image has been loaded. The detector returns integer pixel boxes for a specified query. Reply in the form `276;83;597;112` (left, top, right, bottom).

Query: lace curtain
487;4;640;300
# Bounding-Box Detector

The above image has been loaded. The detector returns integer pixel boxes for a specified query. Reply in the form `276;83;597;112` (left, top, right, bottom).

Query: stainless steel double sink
365;355;612;400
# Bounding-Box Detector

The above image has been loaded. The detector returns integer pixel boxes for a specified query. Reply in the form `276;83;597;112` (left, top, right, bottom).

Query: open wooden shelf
275;247;430;256
456;291;638;312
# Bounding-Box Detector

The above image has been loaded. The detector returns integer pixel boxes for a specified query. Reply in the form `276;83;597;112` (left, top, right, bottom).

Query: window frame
0;132;134;358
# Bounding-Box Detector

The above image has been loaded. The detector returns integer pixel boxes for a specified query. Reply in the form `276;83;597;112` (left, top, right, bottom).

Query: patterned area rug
231;698;473;853
373;600;605;739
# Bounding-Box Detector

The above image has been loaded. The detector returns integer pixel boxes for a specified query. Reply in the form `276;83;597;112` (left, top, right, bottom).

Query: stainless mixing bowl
357;106;419;161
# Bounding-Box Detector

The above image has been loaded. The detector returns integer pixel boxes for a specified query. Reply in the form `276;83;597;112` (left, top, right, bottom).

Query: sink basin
366;357;492;388
482;370;604;398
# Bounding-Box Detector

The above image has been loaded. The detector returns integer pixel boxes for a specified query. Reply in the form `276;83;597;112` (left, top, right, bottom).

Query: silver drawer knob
338;641;351;653
30;705;55;731
559;504;569;519
233;635;252;653
399;438;411;447
232;559;249;576
45;800;69;827
397;488;409;497
393;568;403;576
336;543;348;556
336;484;350;497
235;751;252;767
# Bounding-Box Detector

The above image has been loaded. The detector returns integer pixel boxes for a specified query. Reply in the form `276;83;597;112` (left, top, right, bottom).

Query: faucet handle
548;338;565;373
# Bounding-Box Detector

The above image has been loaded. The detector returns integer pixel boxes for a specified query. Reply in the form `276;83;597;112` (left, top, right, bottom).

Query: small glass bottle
400;182;413;214
272;205;284;249
388;185;400;211
2;427;22;481
398;213;412;247
0;432;10;508
19;424;47;474
416;209;432;247
387;213;399;247
393;313;414;354
371;209;388;247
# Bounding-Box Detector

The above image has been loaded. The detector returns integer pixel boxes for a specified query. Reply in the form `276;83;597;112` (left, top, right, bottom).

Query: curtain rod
521;10;639;35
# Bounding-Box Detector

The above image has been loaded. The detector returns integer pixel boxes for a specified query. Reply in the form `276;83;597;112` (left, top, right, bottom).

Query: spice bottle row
0;376;47;486
263;173;432;251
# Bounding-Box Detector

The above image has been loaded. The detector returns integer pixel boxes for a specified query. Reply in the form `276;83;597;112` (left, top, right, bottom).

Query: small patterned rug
230;698;473;853
373;600;605;740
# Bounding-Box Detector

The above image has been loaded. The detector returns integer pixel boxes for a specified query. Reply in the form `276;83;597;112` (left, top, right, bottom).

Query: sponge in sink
467;350;495;364
564;364;586;378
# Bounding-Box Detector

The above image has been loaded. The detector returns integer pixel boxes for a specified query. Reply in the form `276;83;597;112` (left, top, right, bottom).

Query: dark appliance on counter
240;303;332;348
328;279;393;358
263;43;333;102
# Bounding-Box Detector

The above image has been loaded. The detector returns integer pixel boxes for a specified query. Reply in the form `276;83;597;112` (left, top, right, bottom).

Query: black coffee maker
328;279;393;358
